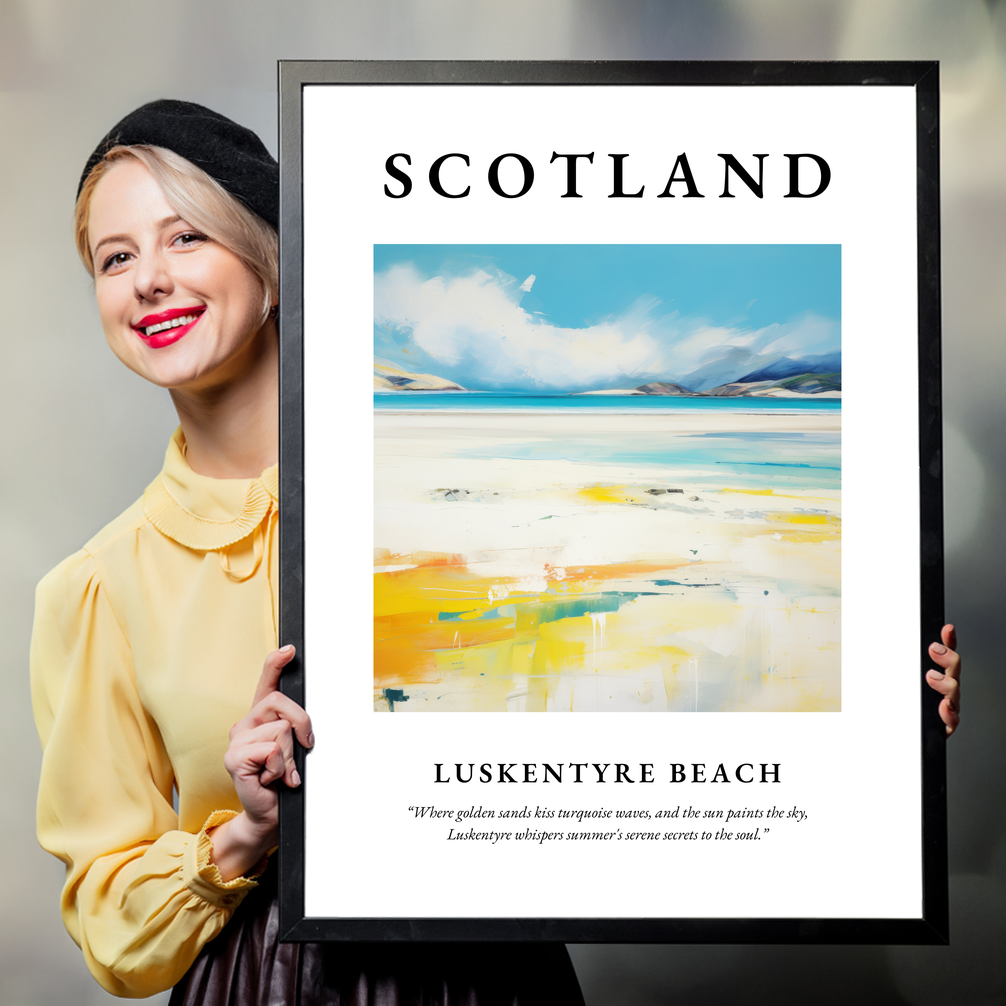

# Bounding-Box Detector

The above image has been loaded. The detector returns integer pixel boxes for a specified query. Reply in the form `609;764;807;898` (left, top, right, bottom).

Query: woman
31;100;586;1004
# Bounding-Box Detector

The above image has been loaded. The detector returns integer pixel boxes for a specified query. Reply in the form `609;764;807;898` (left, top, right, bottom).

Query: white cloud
374;264;839;390
758;314;841;356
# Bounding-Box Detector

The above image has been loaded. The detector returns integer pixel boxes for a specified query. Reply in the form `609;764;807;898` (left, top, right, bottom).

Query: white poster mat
301;84;919;920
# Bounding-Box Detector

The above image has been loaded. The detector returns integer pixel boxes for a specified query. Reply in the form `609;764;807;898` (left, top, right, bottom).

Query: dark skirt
169;869;585;1006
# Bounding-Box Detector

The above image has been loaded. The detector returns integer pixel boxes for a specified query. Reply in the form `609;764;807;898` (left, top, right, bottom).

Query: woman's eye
173;231;208;248
101;251;131;273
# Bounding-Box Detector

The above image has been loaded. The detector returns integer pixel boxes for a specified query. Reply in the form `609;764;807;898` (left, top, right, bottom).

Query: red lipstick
132;306;205;349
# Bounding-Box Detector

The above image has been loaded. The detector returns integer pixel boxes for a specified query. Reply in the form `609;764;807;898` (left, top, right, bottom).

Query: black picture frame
277;60;945;944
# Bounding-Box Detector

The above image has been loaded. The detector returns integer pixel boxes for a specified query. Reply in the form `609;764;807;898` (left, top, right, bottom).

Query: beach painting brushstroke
374;245;841;712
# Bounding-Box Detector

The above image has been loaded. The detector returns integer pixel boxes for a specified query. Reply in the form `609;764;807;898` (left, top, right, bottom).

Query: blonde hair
75;145;278;323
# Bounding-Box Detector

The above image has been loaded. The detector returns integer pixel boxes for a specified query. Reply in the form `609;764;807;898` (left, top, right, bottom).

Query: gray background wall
1;2;1003;1003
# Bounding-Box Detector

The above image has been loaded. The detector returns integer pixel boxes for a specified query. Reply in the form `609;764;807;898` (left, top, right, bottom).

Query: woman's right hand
209;645;314;881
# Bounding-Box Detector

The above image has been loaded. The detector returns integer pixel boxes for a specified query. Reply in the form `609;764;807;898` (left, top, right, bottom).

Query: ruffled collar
143;428;278;551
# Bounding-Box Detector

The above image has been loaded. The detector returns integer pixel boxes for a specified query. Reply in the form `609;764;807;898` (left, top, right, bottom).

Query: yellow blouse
31;428;279;998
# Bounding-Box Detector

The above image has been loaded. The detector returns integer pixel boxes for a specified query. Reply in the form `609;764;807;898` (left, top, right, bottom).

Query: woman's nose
133;249;173;302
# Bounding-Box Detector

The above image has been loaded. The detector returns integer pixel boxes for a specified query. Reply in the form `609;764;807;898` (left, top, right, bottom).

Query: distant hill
737;352;842;384
772;372;841;394
635;372;841;398
633;382;703;397
374;362;466;391
628;352;841;399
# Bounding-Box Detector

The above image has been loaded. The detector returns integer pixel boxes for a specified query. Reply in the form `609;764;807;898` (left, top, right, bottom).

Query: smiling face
87;158;272;392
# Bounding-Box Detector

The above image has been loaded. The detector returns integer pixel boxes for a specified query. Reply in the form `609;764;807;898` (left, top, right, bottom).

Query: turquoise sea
374;392;841;413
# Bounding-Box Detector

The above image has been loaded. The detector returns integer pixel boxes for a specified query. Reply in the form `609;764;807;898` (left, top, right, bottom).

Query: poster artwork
373;244;841;713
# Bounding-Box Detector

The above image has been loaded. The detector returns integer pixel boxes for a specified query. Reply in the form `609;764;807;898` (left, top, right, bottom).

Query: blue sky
374;245;840;392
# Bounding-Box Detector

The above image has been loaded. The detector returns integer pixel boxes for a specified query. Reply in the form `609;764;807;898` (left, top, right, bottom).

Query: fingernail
280;644;295;654
946;700;956;713
927;669;944;679
931;643;947;654
292;768;301;787
306;732;315;748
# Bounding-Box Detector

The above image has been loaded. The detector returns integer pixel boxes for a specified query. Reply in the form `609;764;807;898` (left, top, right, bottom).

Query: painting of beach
374;245;840;712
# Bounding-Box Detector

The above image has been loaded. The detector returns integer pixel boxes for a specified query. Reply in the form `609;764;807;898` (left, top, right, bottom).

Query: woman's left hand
926;624;961;737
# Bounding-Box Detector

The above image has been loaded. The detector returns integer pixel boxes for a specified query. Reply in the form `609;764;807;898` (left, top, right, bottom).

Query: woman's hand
209;645;314;881
926;624;961;737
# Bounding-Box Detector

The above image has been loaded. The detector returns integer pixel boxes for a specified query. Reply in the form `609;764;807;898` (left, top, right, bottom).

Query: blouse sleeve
31;549;262;998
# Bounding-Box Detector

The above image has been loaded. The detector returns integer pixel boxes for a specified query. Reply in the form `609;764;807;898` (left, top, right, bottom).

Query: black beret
78;99;278;228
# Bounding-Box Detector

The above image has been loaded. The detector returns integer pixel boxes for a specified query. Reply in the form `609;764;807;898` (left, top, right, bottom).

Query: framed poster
277;61;946;943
